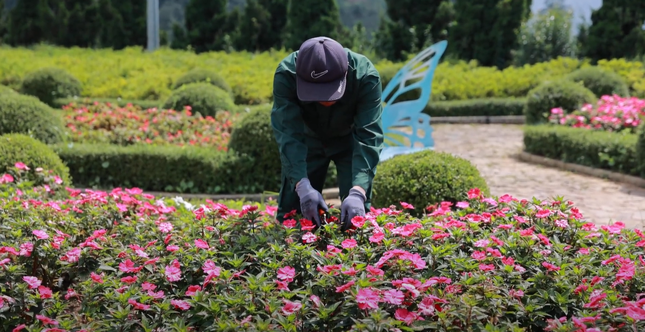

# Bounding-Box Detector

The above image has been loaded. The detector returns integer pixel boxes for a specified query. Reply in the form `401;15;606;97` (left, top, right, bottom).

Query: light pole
147;0;160;51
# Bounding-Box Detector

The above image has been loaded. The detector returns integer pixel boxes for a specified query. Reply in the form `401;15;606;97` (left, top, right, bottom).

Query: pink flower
128;298;150;310
32;230;49;240
369;232;384;243
185;285;201;296
171;299;191;311
456;201;469;209
417;297;438;316
165;260;182;282
536;209;552;218
0;173;13;183
158;222;173;233
395;308;423;325
142;282;157;291
36;314;58;325
555;219;569;228
15;162;29;170
121;276;138;284
194;239;209;250
351;216;366;228
542;261;560;271
471;251;486;260
281;299;302;316
479;264;495;272
277;266;296;282
302;232;317;243
119;259;143;273
468;188;482;199
501;256;515;266
341;238;357;249
335;280;355;293
23;276;41;289
366;265;384;277
283;219;296;228
166;245;180;252
382;289;405;305
203;260;221;277
474;239;490;247
38;286;53;299
400;202;414;209
356;288;380;310
90;272;104;283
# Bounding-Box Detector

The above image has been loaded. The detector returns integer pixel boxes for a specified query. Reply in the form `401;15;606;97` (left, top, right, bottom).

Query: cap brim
296;72;347;102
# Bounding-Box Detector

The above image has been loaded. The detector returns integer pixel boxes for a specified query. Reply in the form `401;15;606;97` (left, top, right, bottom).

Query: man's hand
340;186;366;231
295;178;328;227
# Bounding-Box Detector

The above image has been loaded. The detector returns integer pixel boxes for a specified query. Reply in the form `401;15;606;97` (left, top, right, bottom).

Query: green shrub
52;143;267;194
0;93;65;144
523;125;639;176
52;97;162;110
228;105;338;192
172;68;232;94
0;84;17;95
424;98;526;117
20;67;82;106
0;133;71;185
566;67;630;97
635;123;645;177
372;149;490;216
162;83;236;117
524;79;597;125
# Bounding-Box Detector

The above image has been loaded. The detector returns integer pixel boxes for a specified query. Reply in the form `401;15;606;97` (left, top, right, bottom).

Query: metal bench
379;40;448;162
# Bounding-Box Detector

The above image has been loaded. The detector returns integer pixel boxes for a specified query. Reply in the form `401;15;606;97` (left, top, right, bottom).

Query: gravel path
431;124;645;229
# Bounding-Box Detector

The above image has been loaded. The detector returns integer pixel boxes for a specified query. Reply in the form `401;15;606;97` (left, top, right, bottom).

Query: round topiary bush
228;104;338;192
0;94;65;144
162;83;236;117
0;85;17;95
566;67;630;98
0;133;71;185
172;68;232;94
20;67;82;106
524;79;597;125
372;149;490;216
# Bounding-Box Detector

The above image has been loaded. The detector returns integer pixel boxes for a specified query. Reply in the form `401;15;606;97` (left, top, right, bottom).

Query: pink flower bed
549;95;645;133
1;164;645;331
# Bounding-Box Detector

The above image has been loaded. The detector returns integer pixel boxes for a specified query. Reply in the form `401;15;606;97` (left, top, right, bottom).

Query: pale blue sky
531;0;603;32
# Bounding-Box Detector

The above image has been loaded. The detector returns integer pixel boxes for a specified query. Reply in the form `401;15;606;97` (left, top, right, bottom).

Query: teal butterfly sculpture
379;40;448;162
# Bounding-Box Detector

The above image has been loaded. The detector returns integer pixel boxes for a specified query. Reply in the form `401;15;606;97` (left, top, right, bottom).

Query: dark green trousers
276;134;373;222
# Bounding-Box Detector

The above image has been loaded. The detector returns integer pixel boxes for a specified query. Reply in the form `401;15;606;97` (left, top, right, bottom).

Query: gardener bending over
271;36;384;231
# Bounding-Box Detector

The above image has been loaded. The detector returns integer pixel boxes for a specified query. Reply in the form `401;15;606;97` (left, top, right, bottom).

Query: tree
258;0;288;50
58;0;102;48
184;0;229;53
237;0;272;52
491;0;532;68
583;0;645;62
170;22;189;49
512;6;577;66
385;0;454;52
373;15;414;61
5;0;53;46
283;0;348;51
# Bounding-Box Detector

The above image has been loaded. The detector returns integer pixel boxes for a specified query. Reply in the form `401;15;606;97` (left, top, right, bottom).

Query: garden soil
330;124;645;229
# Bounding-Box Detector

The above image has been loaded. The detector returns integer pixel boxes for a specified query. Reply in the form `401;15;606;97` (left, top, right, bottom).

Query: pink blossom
0;173;13;183
351;215;366;228
479;264;495;272
277;266;296;282
456;201;469;209
90;272;104;283
15;162;29;170
536;209;552;218
542;261;560;271
119;259;143;273
202;260;221;277
38;286;52;299
356;288;380;310
165;260;182;282
32;230;49;240
471;251;486;260
158;222;173;233
369;232;384;243
36;314;58;325
142;282;157;291
341;238;357;249
474;239;490;247
23;276;41;289
302;232;317;243
128;298;150;310
335;280;355;293
185;285;201;296
171;299;191;311
382;289;405;305
395;308;423;325
400;202;414;209
166;245;180;252
281;298;302;315
194;239;209;250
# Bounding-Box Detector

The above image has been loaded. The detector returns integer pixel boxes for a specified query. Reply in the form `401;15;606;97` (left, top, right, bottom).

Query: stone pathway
329;124;645;229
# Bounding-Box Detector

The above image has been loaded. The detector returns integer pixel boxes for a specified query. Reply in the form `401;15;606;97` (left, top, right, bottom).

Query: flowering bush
549;95;645;133
2;172;645;331
62;102;240;150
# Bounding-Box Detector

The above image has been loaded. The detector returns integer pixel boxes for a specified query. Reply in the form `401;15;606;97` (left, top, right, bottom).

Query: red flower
281;299;302;316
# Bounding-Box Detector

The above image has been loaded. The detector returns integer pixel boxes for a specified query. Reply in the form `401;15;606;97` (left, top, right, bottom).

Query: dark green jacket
271;49;384;192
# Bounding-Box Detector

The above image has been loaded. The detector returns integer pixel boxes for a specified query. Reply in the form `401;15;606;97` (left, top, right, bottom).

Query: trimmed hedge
566;67;630;98
424;98;526;117
372;149;490;216
523;125;640;176
637;124;645;178
20;67;82;106
0;84;17;95
162;83;236;117
0;93;66;144
0;133;71;185
172;68;232;94
524;79;597;125
52;143;267;194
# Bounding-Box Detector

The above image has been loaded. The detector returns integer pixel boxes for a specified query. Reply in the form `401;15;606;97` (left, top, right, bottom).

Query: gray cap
295;36;348;102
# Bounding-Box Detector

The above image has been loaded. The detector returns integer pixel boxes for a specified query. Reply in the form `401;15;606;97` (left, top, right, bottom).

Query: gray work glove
340;188;366;231
295;178;328;228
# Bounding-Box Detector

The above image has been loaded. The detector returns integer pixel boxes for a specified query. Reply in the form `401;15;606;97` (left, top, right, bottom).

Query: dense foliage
566;67;630;98
2;166;645;331
0;93;66;144
0;134;71;185
2;47;645;105
171;68;232;94
62;101;239;149
524;79;597;125
162;83;237;117
372;150;490;216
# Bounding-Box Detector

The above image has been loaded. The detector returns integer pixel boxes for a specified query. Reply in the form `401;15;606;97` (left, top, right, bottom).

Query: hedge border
523;124;641;178
516;152;645;189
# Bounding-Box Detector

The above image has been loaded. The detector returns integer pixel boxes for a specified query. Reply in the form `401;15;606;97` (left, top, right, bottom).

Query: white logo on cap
311;70;328;79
